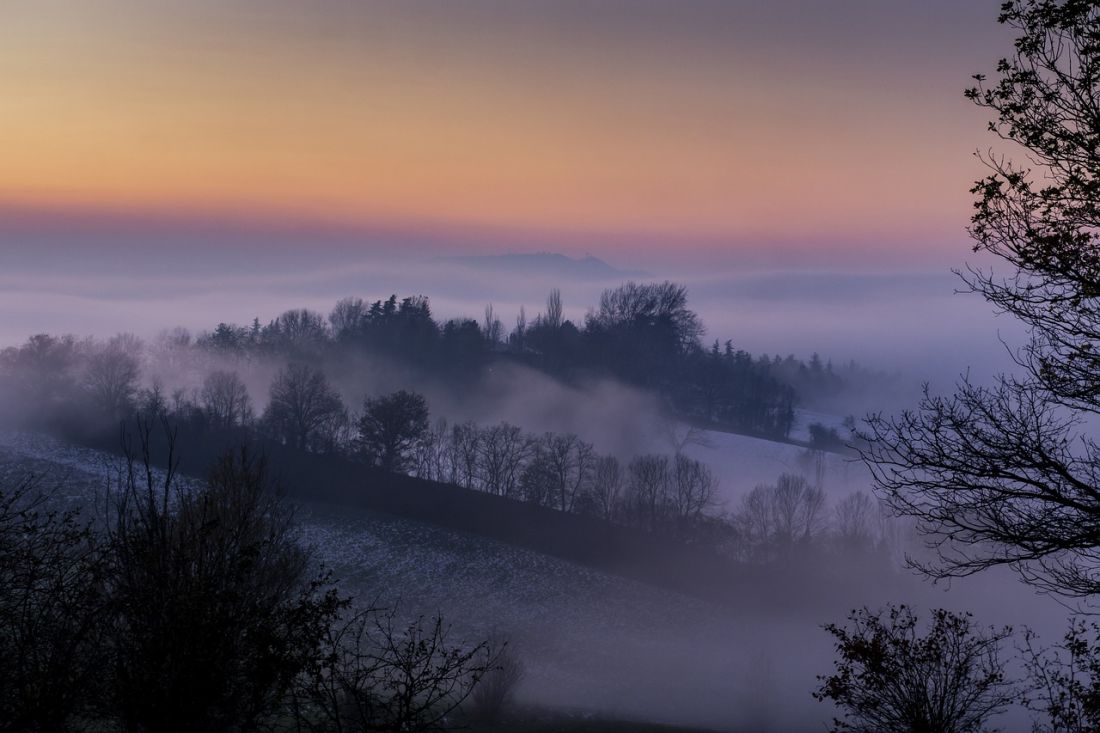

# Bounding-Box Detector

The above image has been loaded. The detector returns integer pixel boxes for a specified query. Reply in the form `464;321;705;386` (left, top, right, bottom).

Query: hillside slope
0;430;855;732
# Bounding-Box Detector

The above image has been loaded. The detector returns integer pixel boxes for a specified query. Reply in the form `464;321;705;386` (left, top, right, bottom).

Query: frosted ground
683;411;870;509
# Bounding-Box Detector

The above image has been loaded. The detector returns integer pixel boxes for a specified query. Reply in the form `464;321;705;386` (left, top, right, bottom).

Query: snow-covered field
683;425;871;510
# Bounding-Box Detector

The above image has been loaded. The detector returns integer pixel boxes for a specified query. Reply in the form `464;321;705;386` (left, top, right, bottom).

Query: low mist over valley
6;1;1100;732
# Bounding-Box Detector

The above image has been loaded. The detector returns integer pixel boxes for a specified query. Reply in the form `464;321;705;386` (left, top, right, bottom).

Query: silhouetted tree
510;306;528;351
815;605;1015;733
669;453;718;534
200;369;254;428
624;455;670;532
294;607;493;733
203;322;250;353
264;363;345;451
449;422;481;489
84;334;141;419
330;297;368;341
585;281;703;388
0;333;85;426
523;433;593;513
1023;618;1100;733
736;473;826;560
103;432;343;733
136;378;170;421
588;281;703;352
466;635;525;725
833;492;877;553
439;318;487;375
261;308;329;352
0;476;106;733
588;455;623;522
356;390;430;473
864;2;1100;598
545;288;563;330
410;418;451;484
482;303;504;346
475;422;531;499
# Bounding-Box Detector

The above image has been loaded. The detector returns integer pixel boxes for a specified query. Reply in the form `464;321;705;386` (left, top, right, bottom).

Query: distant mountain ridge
438;252;646;280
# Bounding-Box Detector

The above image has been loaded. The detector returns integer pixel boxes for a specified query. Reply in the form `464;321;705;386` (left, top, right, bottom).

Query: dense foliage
187;282;857;440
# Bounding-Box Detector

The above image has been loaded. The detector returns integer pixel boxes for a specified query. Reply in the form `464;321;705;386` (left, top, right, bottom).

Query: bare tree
200;369;253;428
137;377;169;420
533;433;593;513
449;422;481;490
862;1;1100;599
263;363;345;451
84;334;142;419
671;453;718;526
511;306;527;349
295;607;493;733
589;455;623;522
625;455;670;531
313;402;353;455
771;473;826;548
568;438;596;514
482;304;504;346
263;308;329;350
833;492;876;552
103;427;343;733
476;423;531;499
736;473;826;560
519;448;555;508
410;418;450;483
330;297;368;340
735;485;777;560
589;281;704;352
545;289;563;330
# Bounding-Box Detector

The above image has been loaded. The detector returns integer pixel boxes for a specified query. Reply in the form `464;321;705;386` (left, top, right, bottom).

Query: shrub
815;605;1015;733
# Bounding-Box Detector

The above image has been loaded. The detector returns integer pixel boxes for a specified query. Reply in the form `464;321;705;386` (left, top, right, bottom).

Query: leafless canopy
862;1;1100;599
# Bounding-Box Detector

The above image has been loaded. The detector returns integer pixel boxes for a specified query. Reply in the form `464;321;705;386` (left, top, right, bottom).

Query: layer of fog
1;246;1026;508
0;247;1061;730
127;335;860;508
0;238;1042;557
0;249;1022;394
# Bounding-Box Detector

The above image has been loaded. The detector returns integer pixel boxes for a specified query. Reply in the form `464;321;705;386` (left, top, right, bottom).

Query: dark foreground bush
0;475;106;733
103;432;344;732
1;419;504;733
1023;618;1100;733
466;636;525;725
292;607;495;732
815;605;1015;733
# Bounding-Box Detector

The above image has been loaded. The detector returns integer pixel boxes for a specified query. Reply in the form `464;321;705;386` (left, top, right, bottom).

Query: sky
1;0;1012;267
0;0;1028;380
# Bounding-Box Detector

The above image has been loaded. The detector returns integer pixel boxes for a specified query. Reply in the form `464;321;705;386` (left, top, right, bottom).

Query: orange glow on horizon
0;1;1002;256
